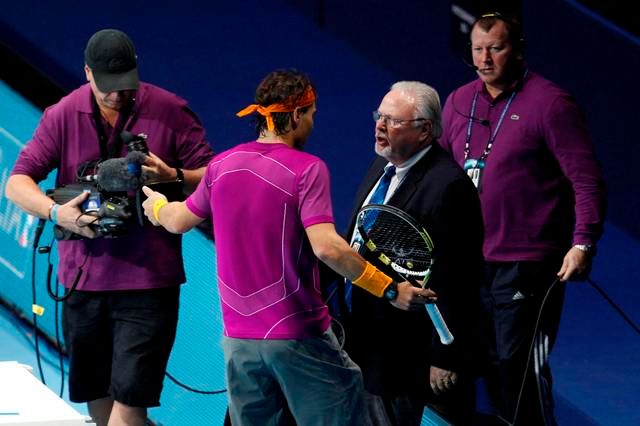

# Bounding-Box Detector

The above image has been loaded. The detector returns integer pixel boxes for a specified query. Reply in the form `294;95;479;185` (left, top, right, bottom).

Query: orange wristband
352;262;393;298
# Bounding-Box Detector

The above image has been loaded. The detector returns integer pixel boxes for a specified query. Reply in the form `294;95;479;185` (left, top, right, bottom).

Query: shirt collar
477;66;530;102
386;144;432;181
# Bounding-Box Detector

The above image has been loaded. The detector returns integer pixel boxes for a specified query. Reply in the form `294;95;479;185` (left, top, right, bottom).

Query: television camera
47;132;149;239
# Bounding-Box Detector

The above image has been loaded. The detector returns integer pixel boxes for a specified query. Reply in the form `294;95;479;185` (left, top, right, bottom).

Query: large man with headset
439;12;606;424
341;81;484;425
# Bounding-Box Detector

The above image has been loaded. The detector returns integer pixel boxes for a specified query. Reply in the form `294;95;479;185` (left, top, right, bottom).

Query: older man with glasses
337;81;485;425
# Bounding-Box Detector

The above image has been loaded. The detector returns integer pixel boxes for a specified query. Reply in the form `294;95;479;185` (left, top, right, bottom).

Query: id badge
463;158;485;192
467;167;483;191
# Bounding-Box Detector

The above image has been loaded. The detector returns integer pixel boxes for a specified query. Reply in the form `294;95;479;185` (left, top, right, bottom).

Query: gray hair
390;81;442;138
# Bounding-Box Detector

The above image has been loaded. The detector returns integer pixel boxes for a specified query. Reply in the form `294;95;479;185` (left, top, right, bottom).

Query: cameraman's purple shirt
186;141;333;339
12;83;214;290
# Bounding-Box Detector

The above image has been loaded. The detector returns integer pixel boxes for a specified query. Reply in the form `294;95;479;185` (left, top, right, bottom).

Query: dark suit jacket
343;143;484;398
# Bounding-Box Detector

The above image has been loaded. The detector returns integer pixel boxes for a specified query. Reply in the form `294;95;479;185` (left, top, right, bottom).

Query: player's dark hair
254;69;315;136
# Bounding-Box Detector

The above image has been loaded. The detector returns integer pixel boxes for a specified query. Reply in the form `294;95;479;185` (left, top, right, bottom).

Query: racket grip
425;304;454;345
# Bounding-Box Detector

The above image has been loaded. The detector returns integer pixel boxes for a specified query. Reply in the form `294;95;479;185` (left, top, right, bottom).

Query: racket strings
361;211;433;270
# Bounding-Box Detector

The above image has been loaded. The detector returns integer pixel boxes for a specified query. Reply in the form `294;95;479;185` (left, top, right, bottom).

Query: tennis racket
356;203;454;345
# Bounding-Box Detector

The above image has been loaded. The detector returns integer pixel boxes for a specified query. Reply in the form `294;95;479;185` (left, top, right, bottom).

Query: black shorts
62;286;180;407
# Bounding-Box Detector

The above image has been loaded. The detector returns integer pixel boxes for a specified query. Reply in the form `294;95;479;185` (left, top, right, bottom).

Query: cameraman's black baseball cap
85;29;139;93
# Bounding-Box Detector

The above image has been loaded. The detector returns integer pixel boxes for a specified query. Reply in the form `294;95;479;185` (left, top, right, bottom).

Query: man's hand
557;246;592;281
390;282;437;311
430;366;458;395
56;191;97;239
142;152;178;182
141;186;168;226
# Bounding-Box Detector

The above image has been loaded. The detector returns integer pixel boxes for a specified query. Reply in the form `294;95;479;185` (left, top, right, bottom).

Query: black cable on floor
164;371;226;395
509;274;639;425
31;244;46;385
586;278;640;335
0;300;69;373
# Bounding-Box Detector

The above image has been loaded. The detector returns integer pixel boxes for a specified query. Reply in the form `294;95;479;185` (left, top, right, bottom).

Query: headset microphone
461;52;478;71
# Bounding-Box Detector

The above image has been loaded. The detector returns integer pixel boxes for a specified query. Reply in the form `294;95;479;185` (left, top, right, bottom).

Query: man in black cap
84;28;140;124
6;29;214;425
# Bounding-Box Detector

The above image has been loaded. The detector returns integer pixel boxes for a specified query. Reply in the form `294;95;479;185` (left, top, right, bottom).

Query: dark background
1;0;638;237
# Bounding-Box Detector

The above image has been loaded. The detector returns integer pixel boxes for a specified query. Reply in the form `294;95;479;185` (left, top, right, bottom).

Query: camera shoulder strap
91;96;134;160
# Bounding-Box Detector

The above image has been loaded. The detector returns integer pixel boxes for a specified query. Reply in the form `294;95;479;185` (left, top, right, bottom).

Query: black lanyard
91;96;134;160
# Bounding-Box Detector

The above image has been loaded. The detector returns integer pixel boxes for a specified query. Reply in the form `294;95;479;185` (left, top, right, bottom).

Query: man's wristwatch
573;244;596;256
383;281;398;301
174;167;184;183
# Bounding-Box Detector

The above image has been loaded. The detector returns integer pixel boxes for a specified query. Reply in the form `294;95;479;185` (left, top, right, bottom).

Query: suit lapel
347;144;440;233
387;143;439;209
355;156;387;207
346;156;387;235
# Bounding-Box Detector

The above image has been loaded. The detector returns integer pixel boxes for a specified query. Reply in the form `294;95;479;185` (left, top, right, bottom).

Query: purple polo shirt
12;82;214;290
440;72;606;261
186;141;333;339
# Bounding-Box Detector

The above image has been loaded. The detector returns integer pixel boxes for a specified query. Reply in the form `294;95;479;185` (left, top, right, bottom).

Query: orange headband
236;86;316;132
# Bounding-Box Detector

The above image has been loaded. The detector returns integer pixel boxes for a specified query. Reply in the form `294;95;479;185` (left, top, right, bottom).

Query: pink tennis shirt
186;141;334;339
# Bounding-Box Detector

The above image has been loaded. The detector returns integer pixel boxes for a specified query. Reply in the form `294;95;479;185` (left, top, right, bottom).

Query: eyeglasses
372;111;426;128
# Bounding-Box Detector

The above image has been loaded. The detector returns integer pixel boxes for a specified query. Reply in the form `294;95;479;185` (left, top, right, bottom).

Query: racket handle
425;304;454;345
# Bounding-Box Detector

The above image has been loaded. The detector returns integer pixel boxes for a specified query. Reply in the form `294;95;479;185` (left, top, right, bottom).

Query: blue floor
2;239;638;426
0;223;638;425
550;222;640;425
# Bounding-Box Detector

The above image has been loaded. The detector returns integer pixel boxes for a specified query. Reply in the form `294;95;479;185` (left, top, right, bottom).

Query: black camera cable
34;221;72;397
585;277;640;335
30;218;48;385
46;213;91;302
44;241;87;396
40;234;67;397
0;297;67;371
36;215;226;397
164;372;226;395
32;217;86;397
508;275;640;426
46;254;84;302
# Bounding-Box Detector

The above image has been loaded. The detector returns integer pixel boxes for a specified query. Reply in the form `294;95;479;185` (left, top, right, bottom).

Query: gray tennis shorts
223;327;366;425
